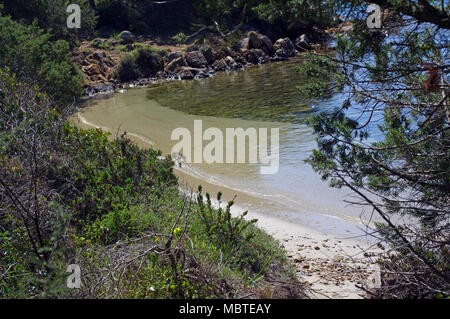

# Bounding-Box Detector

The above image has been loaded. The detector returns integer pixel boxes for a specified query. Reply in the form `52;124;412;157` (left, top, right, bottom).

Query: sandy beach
176;168;382;299
235;208;382;299
74;111;382;299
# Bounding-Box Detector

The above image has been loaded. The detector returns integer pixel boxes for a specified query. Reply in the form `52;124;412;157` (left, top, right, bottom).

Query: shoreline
176;168;382;299
79;55;305;100
230;204;381;299
75;30;329;99
73;110;382;299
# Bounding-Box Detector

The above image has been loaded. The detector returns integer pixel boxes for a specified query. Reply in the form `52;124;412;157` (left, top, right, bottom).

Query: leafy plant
172;32;188;44
196;187;257;245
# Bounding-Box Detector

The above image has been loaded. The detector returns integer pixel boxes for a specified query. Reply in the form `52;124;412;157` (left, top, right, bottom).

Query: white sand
235;208;382;299
175;168;382;299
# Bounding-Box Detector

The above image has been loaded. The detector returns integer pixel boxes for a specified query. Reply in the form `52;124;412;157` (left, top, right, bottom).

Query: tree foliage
0;11;84;104
297;0;449;297
0;0;97;40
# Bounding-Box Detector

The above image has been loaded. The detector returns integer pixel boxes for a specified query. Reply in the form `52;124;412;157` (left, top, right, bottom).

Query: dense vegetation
1;0;448;299
297;0;449;298
0;67;302;298
0;1;309;298
115;46;167;82
0;10;84;104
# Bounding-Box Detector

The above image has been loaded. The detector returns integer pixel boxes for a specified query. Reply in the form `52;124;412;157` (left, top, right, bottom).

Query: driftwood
187;4;248;41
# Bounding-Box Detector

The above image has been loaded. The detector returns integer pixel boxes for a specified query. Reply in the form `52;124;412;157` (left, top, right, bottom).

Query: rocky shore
74;29;330;98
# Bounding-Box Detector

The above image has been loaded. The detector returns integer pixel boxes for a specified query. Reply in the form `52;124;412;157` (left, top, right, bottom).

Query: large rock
295;34;312;51
240;38;250;53
166;56;186;73
178;67;207;80
273;38;297;58
243;49;269;65
201;46;216;65
90;74;107;82
211;59;228;71
185;51;208;68
166;51;183;64
248;31;263;50
120;31;135;44
241;33;274;56
84;64;102;76
232;53;246;66
93;51;106;62
178;67;194;80
275;38;296;52
259;35;274;55
224;56;239;69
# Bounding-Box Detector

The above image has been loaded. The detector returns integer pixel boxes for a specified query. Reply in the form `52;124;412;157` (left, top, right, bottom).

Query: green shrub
0;13;83;105
58;124;177;222
115;55;139;81
196;187;257;246
0;0;97;40
116;46;165;81
172;32;188;44
133;47;165;77
86;205;140;244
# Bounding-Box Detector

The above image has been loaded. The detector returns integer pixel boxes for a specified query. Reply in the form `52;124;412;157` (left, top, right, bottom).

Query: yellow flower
173;227;182;236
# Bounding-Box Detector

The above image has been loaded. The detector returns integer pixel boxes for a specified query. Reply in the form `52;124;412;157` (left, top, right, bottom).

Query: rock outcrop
185;51;208;68
166;56;186;73
120;31;135;44
295;34;313;51
166;51;183;64
260;35;275;56
75;28;328;96
273;38;298;60
76;49;118;87
248;31;263;50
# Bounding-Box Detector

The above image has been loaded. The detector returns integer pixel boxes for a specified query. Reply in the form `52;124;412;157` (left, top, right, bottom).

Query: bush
1;0;97;41
133;47;165;77
115;55;139;81
115;46;165;81
196;188;257;245
172;32;188;44
0;13;83;105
